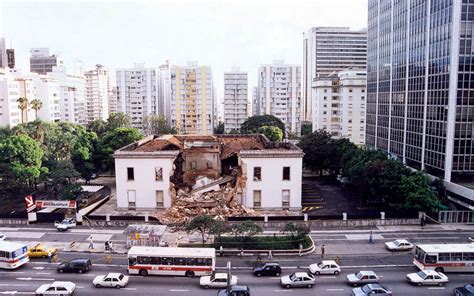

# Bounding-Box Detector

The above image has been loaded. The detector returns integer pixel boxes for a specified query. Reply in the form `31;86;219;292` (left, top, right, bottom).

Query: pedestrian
267;250;273;260
109;241;114;253
240;248;244;258
47;252;52;263
369;231;373;244
219;245;224;257
299;243;303;257
421;215;426;229
321;244;325;258
88;238;94;250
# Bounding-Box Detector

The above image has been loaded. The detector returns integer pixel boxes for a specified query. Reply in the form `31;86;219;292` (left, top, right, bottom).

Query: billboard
36;200;76;209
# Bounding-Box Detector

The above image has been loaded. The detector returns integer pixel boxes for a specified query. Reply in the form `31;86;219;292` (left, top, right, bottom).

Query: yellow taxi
28;244;57;258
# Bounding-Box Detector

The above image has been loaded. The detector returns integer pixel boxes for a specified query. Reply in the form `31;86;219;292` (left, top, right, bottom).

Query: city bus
414;244;474;273
0;241;29;269
127;246;215;277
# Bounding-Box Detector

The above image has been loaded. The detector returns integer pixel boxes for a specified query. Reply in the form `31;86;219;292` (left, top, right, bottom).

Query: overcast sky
0;0;368;107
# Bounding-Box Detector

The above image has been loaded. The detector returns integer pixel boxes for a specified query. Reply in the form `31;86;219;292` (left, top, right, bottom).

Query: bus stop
124;224;167;248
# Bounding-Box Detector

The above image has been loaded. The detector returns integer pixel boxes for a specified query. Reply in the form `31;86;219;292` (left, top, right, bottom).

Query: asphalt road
1;261;472;295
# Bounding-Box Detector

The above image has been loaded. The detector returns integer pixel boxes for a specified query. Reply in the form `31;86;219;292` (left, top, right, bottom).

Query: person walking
299;243;303;257
267;250;273;260
369;231;373;244
47;252;52;263
219;245;224;257
109;241;114;253
421;215;426;229
240;248;244;258
88;238;94;250
321;244;325;258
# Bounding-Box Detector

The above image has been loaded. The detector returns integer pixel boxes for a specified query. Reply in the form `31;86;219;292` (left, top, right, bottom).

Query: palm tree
30;99;43;120
17;97;29;123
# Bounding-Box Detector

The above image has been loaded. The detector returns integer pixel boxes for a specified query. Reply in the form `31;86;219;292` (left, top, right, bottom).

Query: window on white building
127;167;134;181
155;167;163;181
282;190;290;209
156;191;164;208
127;190;136;208
253;167;262;181
283;167;290;180
253;190;261;208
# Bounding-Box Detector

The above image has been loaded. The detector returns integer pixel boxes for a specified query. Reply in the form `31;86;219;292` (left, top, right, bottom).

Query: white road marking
79;274;97;277
16;277;55;281
32;267;45;270
123;288;137;291
169;289;189;292
427;287;446;289
274;290;293;292
326;288;345;291
321;276;336;279
35;272;51;275
77;286;84;289
0;272;24;274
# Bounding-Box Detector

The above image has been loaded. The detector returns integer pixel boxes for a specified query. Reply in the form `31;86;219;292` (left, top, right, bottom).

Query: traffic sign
24;195;36;212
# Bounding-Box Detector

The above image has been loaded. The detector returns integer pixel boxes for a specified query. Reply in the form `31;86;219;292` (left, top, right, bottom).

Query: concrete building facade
84;64;109;123
29;48;63;75
224;71;248;133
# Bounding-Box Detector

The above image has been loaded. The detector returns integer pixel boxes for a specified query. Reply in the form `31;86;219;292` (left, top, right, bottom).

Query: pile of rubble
156;178;254;226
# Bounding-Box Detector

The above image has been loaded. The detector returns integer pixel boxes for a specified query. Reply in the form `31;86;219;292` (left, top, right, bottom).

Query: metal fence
438;211;474;224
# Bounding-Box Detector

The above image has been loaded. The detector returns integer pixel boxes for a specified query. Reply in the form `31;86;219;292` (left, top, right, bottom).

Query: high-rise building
84;64;109;123
252;86;258;116
224;71;248;133
0;38;7;68
49;66;86;124
303;27;367;121
257;60;301;135
6;49;15;69
158;62;172;123
29;48;63;75
312;70;366;145
367;0;474;206
170;61;214;135
108;86;118;116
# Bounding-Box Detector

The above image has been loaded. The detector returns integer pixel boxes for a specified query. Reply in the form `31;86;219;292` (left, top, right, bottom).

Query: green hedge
181;235;312;250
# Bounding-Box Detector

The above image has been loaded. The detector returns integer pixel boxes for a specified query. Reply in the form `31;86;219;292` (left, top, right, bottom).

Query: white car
309;260;341;275
35;281;76;295
93;273;129;288
280;272;315;289
0;233;6;241
385;239;413;251
406;270;448;286
199;272;237;289
55;218;77;231
346;270;380;286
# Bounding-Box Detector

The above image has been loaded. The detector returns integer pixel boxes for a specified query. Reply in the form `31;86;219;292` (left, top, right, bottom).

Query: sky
0;0;368;108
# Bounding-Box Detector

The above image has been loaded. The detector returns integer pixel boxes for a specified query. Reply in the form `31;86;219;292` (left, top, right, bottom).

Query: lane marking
274;290;293;292
123;288;137;290
16;277;55;281
0;272;24;274
35;272;51;275
326;288;345;291
321;276;336;279
170;289;189;292
427;287;445;289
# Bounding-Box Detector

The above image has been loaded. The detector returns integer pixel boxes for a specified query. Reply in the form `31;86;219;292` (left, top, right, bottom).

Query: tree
232;220;262;239
72;131;98;183
107;113;131;130
214;121;224;134
30;99;43;120
142;114;175;136
240;115;286;137
228;129;240;134
210;220;229;246
17;97;29;124
185;215;216;244
301;122;312;136
297;130;333;175
87;119;107;136
257;125;283;142
281;222;310;239
400;172;439;214
47;159;81;199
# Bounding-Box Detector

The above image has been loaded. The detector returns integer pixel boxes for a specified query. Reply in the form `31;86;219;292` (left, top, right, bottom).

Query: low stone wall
0;218;28;225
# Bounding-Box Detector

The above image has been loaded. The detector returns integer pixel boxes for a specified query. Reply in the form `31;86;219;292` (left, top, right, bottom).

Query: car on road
54;218;77;231
28;244;57;258
57;258;92;274
406;270;448;286
454;284;474;296
352;283;392;296
0;233;6;241
200;272;238;289
280;272;315;289
93;272;129;288
217;285;250;296
346;270;379;286
309;260;341;275
384;239;414;251
35;281;76;295
252;262;281;277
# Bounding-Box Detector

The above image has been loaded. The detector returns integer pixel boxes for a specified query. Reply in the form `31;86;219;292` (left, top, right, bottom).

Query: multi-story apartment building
29;48;63;75
32;75;61;123
108;86;118;116
257;60;301;135
158;62;172;122
224;71;248;132
49;66;86;124
170;61;214;135
303;27;367;121
0;69;26;126
367;0;474;207
252;86;258;116
0;38;7;68
84;64;109;123
312;70;366;145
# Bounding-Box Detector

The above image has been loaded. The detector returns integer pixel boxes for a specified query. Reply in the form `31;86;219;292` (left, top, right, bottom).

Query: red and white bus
414;244;474;273
0;241;29;269
127;246;215;277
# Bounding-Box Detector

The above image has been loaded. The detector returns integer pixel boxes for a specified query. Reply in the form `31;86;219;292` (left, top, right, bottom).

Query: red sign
36;200;76;209
24;195;36;212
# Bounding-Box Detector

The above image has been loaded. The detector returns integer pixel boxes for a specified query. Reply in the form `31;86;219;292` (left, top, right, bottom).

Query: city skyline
0;0;368;102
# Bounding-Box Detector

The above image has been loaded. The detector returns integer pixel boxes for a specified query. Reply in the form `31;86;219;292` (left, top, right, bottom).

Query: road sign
36;200;76;209
24;195;36;212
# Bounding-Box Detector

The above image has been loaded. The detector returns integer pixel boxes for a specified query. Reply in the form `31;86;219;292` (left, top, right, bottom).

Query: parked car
454;284;474;296
280;272;315;289
200;273;238;289
28;244;57;258
35;281;76;295
57;258;92;274
217;285;250;296
352;283;392;296
309;260;341;275
385;239;414;251
406;270;448;286
93;272;129;288
55;218;77;231
0;233;6;241
253;262;281;277
346;270;379;286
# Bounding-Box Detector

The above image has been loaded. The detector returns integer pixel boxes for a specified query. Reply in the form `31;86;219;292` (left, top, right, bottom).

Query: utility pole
226;261;231;295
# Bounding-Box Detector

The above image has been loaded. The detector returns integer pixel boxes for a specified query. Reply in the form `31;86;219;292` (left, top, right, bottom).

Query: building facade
303;27;367;122
312;70;367;145
114;134;303;210
367;0;474;206
29;48;63;75
224;71;248;133
108;86;118;116
170;62;214;135
0;38;7;68
257;61;301;135
84;64;109;123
